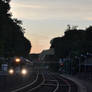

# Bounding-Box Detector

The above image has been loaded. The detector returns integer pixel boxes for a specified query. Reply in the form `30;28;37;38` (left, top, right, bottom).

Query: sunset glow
10;0;92;53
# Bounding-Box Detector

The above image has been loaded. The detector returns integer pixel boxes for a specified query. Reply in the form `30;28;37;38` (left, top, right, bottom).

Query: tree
50;26;92;58
0;0;31;57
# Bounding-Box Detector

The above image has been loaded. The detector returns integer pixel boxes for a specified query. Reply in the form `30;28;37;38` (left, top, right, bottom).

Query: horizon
10;0;92;53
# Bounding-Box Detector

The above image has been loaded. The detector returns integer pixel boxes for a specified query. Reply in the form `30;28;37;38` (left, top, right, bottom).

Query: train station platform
60;73;92;92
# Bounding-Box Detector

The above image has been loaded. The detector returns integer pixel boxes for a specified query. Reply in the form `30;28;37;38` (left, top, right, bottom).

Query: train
8;57;33;76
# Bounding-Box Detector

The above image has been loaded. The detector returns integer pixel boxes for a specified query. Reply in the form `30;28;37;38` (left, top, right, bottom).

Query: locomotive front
8;57;28;76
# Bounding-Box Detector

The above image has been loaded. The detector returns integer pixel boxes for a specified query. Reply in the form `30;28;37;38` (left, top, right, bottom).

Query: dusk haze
10;0;92;53
0;0;92;92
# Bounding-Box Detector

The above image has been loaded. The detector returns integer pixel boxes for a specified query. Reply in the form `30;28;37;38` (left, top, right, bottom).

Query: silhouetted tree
50;26;92;58
0;0;31;57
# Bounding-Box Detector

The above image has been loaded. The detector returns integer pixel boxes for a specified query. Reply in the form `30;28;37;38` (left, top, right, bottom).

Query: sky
10;0;92;53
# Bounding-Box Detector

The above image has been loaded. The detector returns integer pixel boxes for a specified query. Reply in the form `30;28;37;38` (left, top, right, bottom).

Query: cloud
10;0;92;21
10;0;92;53
85;17;92;21
10;3;42;9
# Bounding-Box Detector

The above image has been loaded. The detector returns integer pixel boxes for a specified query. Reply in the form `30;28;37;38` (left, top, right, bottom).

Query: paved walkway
60;73;92;92
74;73;92;92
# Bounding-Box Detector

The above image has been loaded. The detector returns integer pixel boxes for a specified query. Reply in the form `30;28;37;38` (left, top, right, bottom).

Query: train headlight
21;69;27;75
15;58;21;63
9;69;14;74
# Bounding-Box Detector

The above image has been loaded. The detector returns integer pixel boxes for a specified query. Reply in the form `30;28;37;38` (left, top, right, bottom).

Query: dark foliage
50;26;92;58
0;0;31;57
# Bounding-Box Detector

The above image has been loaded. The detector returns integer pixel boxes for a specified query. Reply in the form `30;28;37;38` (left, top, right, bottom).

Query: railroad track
11;71;78;92
11;71;44;92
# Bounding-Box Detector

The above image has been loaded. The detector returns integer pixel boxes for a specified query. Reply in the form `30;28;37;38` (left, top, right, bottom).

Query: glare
15;58;21;63
9;69;14;74
21;69;27;75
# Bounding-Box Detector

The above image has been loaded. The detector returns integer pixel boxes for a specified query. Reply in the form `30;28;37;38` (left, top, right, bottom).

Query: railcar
8;57;33;76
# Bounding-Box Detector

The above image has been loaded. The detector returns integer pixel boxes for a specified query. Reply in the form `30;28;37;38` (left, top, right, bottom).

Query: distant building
39;48;55;60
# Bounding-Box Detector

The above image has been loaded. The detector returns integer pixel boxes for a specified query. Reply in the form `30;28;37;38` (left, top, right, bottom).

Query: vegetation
49;25;92;73
0;0;31;57
50;25;92;58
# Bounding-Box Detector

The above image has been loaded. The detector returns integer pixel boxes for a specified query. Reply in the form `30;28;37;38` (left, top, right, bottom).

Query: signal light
60;63;64;66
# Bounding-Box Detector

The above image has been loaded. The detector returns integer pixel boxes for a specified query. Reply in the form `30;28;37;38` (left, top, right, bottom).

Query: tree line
0;0;31;57
50;25;92;58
